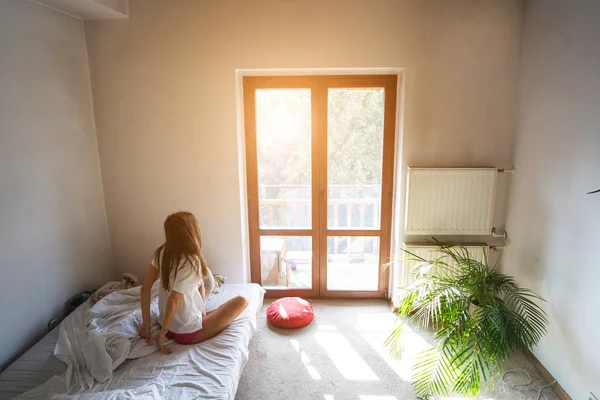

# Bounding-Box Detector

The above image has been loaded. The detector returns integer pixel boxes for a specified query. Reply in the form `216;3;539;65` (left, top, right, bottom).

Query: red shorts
166;329;201;345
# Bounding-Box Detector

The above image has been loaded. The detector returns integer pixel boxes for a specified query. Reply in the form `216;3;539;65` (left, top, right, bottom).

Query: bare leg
191;296;248;344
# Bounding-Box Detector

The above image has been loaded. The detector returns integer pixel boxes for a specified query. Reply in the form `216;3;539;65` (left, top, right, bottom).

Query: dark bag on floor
47;289;96;332
64;290;95;316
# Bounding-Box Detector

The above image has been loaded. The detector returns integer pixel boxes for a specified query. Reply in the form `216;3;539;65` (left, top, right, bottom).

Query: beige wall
84;0;525;282
0;0;112;369
504;0;600;397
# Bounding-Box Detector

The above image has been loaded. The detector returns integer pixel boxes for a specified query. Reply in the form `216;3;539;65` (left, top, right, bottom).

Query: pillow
266;297;314;329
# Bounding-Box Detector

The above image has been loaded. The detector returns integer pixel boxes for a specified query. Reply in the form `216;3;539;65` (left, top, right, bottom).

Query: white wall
504;0;600;398
84;0;525;282
0;0;112;369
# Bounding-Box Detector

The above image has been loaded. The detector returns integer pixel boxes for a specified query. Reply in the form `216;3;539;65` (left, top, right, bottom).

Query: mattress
0;329;66;399
0;283;265;400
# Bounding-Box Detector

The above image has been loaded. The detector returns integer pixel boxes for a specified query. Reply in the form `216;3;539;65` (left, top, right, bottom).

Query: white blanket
17;283;265;400
54;281;167;391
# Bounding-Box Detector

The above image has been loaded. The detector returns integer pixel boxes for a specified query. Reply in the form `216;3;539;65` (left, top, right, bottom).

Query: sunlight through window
301;351;322;380
278;304;289;319
355;312;396;331
323;395;334;400
290;339;300;352
315;332;379;381
359;396;398;400
442;398;495;400
317;324;338;331
289;339;322;380
354;314;432;382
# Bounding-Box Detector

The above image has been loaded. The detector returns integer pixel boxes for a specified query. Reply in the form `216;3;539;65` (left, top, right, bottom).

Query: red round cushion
266;297;314;329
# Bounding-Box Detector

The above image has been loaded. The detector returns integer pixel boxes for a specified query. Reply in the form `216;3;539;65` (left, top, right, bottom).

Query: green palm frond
385;241;548;398
384;318;405;360
412;346;459;397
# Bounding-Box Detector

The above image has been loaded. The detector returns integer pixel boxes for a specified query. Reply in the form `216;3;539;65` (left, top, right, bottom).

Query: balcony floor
263;253;381;292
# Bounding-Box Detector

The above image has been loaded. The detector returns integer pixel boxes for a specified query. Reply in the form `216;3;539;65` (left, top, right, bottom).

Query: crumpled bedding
54;281;166;390
88;273;140;306
16;283;265;400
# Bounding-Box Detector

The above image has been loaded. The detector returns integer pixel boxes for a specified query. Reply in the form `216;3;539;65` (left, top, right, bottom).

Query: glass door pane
326;236;380;291
260;236;312;289
256;89;312;229
327;89;385;230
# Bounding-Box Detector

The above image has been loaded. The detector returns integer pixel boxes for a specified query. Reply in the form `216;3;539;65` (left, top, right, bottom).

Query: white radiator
400;244;485;287
404;168;497;235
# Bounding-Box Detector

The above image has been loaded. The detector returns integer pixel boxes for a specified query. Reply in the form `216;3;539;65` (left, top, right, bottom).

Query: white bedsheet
51;281;166;392
15;283;265;400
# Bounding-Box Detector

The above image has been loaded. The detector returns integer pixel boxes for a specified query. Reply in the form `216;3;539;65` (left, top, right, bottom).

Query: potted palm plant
385;240;548;399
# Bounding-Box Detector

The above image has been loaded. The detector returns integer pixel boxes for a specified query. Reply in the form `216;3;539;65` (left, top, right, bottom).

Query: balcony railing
258;184;381;257
258;184;383;288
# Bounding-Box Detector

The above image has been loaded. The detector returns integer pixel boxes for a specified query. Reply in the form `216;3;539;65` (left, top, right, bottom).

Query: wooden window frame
243;75;397;299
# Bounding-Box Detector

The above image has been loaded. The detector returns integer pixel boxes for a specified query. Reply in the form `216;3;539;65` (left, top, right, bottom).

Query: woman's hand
138;320;151;340
148;328;171;354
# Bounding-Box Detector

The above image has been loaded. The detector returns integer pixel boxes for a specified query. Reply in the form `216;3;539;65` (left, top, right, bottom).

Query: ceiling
31;0;128;19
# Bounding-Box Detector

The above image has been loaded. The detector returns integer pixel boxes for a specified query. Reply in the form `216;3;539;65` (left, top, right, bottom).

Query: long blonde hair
153;211;209;291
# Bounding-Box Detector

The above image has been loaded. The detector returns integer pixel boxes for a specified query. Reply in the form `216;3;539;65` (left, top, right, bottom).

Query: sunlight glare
355;312;397;332
442;398;495;400
290;339;300;352
317;324;338;331
256;89;309;141
289;339;322;380
357;323;432;381
301;351;322;380
359;396;398;400
278;304;289;319
315;332;379;381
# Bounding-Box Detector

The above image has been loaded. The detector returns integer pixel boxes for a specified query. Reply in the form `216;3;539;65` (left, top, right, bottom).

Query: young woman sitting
138;211;248;354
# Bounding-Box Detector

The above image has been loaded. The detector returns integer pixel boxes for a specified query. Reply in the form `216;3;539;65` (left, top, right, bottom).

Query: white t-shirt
151;252;213;334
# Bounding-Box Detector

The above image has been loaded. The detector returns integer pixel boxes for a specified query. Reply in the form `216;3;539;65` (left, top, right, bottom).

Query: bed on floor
0;283;265;400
